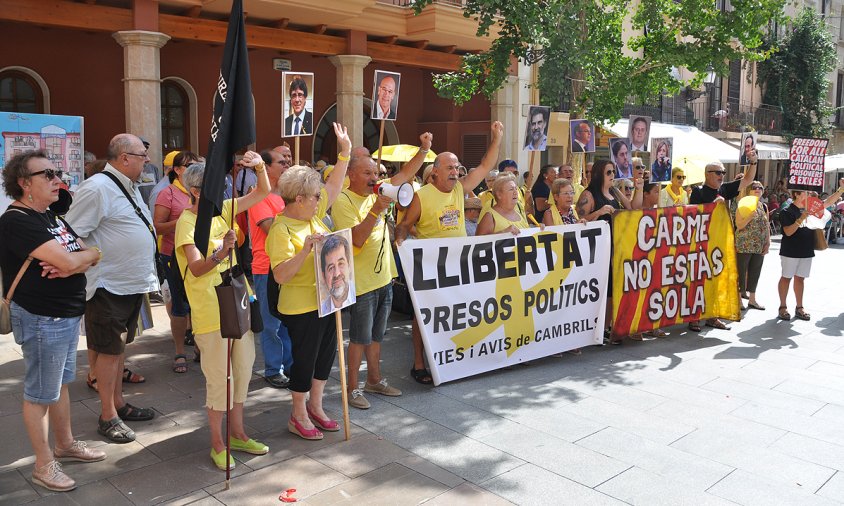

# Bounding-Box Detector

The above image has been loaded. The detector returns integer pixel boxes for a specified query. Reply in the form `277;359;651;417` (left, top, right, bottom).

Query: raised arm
823;178;844;208
737;150;758;192
390;132;433;186
235;150;271;213
462;121;504;190
325;122;352;207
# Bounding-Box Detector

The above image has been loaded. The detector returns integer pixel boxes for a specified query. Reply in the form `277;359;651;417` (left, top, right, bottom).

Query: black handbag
220;233;264;336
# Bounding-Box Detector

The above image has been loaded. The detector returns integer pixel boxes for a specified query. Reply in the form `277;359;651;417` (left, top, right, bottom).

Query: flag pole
224;186;238;488
295;136;300;167
335;311;351;440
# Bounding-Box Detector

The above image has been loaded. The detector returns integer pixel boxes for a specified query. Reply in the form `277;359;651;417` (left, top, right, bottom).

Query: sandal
173;354;188;374
777;306;791;320
688;322;702;332
86;375;98;393
116;403;155;422
795;306;811;321
97;416;135;444
705;319;731;330
747;301;766;311
122;368;145;384
410;368;433;385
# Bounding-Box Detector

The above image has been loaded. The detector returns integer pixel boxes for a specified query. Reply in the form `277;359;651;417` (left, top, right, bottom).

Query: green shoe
229;437;269;455
210;448;235;471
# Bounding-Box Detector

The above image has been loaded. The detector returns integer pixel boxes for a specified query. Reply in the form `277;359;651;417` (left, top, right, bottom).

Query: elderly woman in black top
0;151;104;492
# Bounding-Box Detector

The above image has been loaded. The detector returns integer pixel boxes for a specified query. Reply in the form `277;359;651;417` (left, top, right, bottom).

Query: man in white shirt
66;133;159;444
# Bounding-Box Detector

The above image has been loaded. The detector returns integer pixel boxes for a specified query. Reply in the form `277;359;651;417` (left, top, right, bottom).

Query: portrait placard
282;71;315;137
315;228;357;317
371;70;401;121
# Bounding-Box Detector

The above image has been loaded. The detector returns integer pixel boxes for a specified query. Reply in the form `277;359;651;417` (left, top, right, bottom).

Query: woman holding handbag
0;151;104;492
777;179;844;321
173;151;270;471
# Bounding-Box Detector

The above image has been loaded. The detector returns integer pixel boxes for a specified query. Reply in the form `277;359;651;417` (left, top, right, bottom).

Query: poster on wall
282;71;315;137
0;112;84;211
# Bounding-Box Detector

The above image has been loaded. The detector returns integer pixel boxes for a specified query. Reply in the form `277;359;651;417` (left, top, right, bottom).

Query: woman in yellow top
476;174;530;236
267;122;351;441
659;168;689;207
543;178;583;226
174;153;270;471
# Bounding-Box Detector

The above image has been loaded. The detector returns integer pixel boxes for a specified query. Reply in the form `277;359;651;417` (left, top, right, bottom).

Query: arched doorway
312;99;398;164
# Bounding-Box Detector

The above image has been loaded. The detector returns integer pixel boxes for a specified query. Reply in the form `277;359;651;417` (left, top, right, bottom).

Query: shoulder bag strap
4;256;34;303
98;171;159;251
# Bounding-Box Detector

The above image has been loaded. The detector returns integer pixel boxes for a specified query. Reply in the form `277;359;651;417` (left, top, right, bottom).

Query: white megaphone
374;182;414;207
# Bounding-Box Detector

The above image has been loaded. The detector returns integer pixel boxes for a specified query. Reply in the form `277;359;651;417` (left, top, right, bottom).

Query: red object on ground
279;489;297;503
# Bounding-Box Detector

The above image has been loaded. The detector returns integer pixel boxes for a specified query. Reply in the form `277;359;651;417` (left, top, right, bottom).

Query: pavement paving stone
707;469;840;506
480;463;625;506
560;396;697;445
813;403;844;423
108;447;252;505
380;420;525;484
162;490;222;506
395;455;466;489
775;379;844;407
298;462;449;505
628;376;749;414
306;433;414;479
671;428;836;493
807;360;844;378
577;427;734;490
29;479;135;506
769;433;844;472
491;403;608;443
595;466;736;506
207;455;347;505
648;399;788;445
700;377;826;415
730;403;844;447
477;426;630;488
422;482;514;505
0;469;38;506
817;472;844;502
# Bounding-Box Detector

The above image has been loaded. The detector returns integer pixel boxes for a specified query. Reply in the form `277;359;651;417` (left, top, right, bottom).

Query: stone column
113;30;170;167
328;55;372;148
491;62;531;173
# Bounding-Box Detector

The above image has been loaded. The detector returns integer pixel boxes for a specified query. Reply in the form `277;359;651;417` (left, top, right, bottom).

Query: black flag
195;0;255;256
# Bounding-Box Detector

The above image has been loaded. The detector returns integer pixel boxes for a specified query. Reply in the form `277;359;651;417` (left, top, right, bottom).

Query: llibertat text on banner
611;203;740;338
397;222;610;385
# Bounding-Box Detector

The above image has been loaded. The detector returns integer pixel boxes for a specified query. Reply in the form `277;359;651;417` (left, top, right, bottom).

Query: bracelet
369;211;380;220
254;161;266;173
419;148;430;153
337;153;350;162
210;252;222;264
91;246;102;265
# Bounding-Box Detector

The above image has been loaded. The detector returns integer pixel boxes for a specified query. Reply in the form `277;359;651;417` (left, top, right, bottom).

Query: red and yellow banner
611;203;740;337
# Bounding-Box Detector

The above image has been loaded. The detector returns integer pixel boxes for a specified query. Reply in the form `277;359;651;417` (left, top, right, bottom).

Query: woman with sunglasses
153;151;200;374
0;151;105;491
777;179;844;321
174;153;271;471
267;122;351;441
732;182;770;312
660;168;689;207
576;160;642;343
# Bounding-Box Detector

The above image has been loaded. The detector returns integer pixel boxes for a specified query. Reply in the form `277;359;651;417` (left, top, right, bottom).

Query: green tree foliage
757;8;837;138
414;0;785;122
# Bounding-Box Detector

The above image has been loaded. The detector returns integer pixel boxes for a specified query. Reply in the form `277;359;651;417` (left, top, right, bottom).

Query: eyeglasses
125;151;149;159
707;170;726;176
30;168;63;180
558;191;575;196
379;172;388;177
290;91;306;99
674;175;686;180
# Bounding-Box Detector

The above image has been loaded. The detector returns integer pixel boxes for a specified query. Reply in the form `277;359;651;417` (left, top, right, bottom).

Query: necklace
14;200;55;229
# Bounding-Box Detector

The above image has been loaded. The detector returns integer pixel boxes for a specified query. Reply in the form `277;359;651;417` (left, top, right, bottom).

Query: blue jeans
254;273;293;377
11;302;81;405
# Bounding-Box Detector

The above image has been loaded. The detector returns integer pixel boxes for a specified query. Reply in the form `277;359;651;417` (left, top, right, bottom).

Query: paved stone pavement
2;238;844;505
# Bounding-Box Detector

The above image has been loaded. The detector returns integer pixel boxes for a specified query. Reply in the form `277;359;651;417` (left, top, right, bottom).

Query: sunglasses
675;175;686;180
708;170;727;176
605;170;614;175
623;186;634;191
30;168;63;180
379;172;388;177
751;186;763;190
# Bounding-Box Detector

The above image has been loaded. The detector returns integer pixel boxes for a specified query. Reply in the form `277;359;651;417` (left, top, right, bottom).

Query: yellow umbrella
372;145;437;163
671;156;710;186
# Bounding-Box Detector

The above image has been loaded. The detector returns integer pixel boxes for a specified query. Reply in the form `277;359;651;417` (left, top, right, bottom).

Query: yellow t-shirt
332;189;397;295
266;188;330;315
489;208;529;233
415;181;466;238
175;200;243;335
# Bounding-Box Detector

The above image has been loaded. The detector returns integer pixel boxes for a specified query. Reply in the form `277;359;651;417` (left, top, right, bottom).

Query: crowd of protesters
5;123;844;492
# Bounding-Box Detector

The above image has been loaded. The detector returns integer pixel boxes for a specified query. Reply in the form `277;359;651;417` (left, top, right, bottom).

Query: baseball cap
163;150;180;167
498;159;518;171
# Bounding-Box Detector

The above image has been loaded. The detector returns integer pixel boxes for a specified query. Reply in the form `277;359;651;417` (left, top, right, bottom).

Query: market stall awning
606;120;740;164
723;138;790;160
